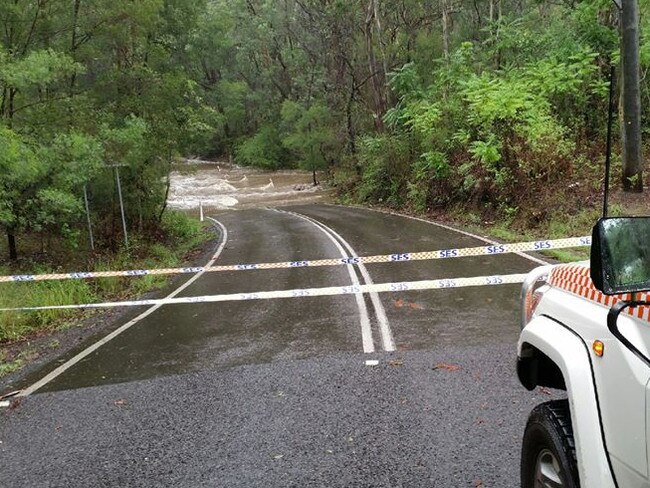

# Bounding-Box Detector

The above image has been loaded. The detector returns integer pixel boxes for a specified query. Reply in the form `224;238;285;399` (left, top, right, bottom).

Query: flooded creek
167;159;332;211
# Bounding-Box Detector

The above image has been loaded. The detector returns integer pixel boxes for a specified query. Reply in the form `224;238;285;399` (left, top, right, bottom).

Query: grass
0;211;211;345
482;214;595;264
0;279;98;342
367;200;622;266
0;350;23;377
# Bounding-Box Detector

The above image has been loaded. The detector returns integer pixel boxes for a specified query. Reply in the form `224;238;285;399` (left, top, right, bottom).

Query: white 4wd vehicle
518;217;650;488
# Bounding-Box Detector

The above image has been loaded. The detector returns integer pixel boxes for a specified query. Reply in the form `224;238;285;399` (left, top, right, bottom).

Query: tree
620;0;643;192
0;127;100;259
281;101;338;185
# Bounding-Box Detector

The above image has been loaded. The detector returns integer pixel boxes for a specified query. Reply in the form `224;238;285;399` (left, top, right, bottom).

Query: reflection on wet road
36;208;366;391
21;203;540;393
287;205;536;349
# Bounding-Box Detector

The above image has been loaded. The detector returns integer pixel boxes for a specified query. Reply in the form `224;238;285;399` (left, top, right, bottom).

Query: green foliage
0;0;645;260
357;135;412;206
415;152;450;180
161;210;203;242
0;278;97;342
101;117;149;167
0;49;81;89
0;126;105;245
0;350;24;378
237;125;286;169
281;101;338;178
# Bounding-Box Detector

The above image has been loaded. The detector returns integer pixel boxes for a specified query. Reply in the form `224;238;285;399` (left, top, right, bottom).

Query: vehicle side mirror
590;217;650;295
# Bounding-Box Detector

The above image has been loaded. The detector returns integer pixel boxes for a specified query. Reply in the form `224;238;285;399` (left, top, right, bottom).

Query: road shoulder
0;226;222;396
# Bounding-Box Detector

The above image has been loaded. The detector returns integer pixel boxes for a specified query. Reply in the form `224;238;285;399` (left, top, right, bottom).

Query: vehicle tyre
521;400;579;488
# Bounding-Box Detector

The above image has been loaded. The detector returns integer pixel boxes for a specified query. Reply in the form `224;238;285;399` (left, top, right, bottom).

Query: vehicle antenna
603;65;616;218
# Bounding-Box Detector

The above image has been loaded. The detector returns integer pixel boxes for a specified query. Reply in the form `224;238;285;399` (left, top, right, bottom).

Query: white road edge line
17;218;229;397
274;209;375;354
288;211;396;353
326;204;549;266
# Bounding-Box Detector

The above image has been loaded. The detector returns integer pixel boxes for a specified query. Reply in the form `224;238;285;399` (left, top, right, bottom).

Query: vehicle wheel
521;400;579;488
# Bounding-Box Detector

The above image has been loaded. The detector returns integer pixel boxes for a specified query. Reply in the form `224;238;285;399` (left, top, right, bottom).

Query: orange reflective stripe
549;264;650;323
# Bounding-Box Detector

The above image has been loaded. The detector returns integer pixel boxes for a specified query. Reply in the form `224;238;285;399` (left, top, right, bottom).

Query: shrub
236;125;287;169
161;210;203;242
357;135;412;206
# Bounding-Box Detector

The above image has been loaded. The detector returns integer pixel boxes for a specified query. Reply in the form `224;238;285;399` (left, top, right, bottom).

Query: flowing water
167;159;332;211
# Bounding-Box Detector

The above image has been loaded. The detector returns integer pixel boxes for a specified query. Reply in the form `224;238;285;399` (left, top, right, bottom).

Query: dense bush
352;25;611;218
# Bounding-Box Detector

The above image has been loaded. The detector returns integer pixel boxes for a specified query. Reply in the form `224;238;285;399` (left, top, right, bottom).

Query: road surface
0;205;556;487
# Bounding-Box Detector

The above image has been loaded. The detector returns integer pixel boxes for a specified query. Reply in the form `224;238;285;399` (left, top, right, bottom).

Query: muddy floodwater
167;159;332;211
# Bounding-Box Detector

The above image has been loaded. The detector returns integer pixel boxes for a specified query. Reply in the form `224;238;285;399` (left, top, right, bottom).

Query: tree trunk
138;197;143;233
442;0;450;58
346;76;357;155
158;175;170;223
365;0;386;131
69;0;81;92
373;0;389;84
7;230;17;260
620;0;643;192
312;169;318;186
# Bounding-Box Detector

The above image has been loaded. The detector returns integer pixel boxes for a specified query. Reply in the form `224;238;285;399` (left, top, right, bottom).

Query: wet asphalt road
0;205;556;487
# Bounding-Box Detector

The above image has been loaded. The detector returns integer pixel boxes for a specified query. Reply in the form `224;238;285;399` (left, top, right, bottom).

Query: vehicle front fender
518;315;617;488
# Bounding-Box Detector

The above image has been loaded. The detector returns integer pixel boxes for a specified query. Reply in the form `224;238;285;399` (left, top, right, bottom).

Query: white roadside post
83;184;95;251
199;201;204;222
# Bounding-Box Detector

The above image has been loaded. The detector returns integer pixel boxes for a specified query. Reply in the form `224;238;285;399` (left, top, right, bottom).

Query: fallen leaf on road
539;387;552;395
475;480;484;488
393;299;423;310
433;363;461;371
114;399;128;406
388;359;404;367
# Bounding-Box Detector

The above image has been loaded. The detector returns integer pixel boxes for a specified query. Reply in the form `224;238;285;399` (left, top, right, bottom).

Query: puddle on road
167;159;332;211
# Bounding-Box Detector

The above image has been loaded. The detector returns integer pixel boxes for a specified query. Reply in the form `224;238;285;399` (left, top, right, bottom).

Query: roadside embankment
0;211;213;380
341;188;650;265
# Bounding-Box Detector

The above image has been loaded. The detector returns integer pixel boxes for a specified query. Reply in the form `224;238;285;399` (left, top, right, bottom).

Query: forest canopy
0;0;647;260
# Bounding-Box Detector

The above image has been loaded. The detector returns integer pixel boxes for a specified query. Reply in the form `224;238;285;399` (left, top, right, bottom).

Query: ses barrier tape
0;273;530;313
0;236;591;284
